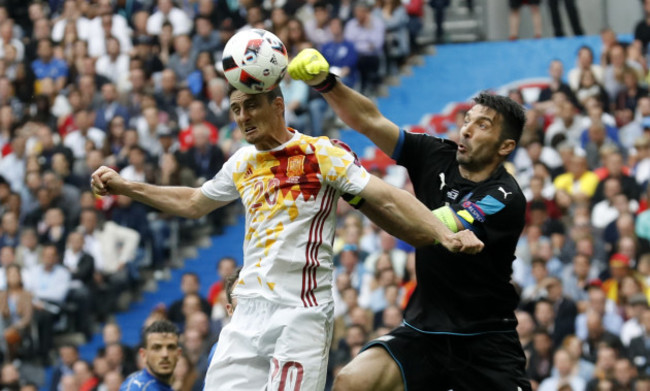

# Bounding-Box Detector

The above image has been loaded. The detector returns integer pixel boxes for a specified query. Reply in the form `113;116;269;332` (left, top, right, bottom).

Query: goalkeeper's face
230;90;286;150
141;332;181;382
456;105;504;171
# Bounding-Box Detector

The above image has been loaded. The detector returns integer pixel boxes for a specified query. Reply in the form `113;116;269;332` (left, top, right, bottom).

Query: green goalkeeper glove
288;48;330;86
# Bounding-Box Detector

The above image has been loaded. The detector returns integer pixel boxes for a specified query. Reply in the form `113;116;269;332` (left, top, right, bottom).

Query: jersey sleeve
318;139;370;195
393;130;457;186
200;151;242;202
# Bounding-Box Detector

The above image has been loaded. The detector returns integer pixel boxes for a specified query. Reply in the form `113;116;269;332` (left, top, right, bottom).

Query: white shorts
204;297;334;391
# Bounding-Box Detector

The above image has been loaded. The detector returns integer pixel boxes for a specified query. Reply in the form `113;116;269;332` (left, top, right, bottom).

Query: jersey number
271;359;304;391
251;178;280;210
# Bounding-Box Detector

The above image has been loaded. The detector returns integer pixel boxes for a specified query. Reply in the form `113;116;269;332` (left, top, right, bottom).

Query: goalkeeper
289;50;532;391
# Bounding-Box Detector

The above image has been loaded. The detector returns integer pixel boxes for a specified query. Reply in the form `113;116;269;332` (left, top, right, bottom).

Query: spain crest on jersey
287;155;305;183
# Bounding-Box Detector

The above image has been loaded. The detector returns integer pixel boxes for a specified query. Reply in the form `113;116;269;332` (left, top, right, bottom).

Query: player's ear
273;96;285;116
498;139;516;157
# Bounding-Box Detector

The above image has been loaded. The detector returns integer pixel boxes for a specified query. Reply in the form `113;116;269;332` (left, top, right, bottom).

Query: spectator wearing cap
94;83;130;133
132;36;164;78
147;0;193;37
156;125;179;160
603;253;648;305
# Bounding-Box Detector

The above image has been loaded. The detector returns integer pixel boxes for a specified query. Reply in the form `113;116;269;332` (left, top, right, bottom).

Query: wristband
342;193;366;209
313;73;338;93
432;206;459;233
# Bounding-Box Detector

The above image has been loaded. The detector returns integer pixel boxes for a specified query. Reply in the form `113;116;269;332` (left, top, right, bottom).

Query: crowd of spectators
0;0;432;389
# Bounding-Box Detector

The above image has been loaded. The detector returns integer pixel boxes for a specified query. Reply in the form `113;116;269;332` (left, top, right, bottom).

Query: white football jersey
201;130;370;307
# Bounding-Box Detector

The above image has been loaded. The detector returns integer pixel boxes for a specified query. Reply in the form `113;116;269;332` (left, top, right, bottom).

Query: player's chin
155;363;174;374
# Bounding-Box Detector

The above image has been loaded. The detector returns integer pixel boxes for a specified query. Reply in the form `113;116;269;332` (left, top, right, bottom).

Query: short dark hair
227;84;284;103
472;92;525;145
141;319;179;347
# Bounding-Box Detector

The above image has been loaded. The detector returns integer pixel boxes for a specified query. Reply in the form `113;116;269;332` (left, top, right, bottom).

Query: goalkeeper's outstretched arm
288;48;400;157
356;175;483;254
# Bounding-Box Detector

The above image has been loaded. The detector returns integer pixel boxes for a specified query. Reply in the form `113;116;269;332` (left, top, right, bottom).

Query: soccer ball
222;29;289;94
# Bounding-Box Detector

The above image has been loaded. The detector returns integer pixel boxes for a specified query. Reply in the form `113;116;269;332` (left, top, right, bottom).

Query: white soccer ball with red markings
222;29;289;94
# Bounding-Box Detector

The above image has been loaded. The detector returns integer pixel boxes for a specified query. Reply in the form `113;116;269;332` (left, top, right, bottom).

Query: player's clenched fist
288;48;330;85
452;230;484;254
91;166;127;196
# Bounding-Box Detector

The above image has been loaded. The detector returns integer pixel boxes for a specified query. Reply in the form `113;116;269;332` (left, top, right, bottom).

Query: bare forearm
321;82;398;155
359;180;453;247
122;181;203;218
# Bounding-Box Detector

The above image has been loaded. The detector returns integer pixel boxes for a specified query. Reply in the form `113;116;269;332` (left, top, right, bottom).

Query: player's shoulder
478;172;524;208
120;371;145;391
400;131;457;157
120;370;162;391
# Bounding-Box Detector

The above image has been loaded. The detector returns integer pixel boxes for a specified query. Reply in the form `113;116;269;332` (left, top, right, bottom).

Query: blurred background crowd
0;0;649;390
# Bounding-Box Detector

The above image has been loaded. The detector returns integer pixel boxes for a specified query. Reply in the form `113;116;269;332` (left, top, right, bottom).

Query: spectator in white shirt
63;108;106;163
567;45;604;92
620;293;648;347
27;244;71;361
95;37;130;88
120;145;149;183
147;0;193;37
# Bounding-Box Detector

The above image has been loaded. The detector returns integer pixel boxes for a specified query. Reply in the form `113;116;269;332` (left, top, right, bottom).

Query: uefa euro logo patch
462;201;485;222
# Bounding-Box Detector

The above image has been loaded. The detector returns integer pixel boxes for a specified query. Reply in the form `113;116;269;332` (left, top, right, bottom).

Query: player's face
140;332;181;383
456;105;508;172
230;90;286;150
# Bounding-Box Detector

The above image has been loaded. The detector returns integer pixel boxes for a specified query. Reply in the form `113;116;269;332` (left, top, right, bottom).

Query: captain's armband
342;193;366;209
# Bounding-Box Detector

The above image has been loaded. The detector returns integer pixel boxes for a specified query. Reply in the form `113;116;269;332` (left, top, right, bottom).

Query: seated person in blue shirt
120;320;181;391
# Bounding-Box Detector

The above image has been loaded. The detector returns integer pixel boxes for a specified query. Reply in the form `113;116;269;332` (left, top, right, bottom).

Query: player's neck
254;126;294;151
458;162;500;183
